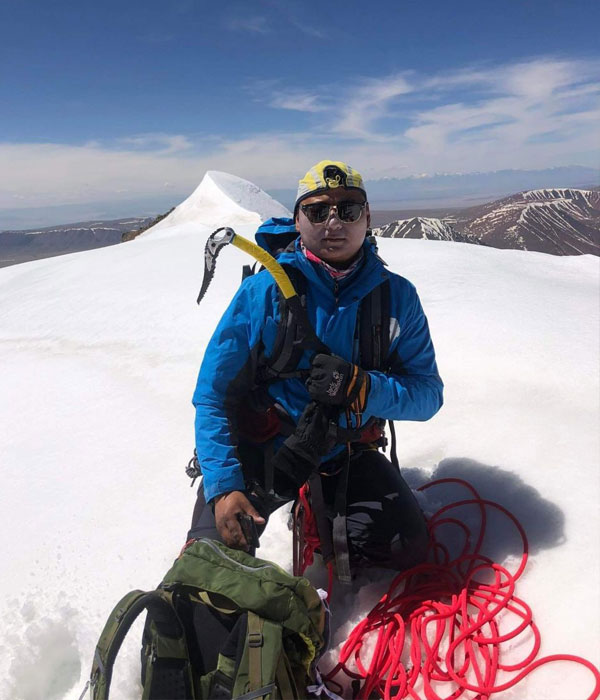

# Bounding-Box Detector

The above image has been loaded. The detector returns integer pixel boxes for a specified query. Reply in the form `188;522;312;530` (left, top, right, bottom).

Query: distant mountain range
2;181;599;268
0;217;153;268
1;165;598;233
374;188;600;256
268;165;599;210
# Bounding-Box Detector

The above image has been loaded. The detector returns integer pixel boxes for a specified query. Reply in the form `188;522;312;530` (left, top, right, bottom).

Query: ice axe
197;226;329;354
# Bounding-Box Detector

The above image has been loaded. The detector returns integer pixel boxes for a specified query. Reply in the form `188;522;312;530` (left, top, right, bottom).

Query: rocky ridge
374;188;599;256
373;216;480;245
0;216;153;268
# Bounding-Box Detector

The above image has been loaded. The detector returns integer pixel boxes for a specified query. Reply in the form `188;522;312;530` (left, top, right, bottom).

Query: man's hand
306;353;370;409
213;491;265;551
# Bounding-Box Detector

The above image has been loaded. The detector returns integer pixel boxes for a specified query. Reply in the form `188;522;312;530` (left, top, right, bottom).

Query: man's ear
366;202;371;229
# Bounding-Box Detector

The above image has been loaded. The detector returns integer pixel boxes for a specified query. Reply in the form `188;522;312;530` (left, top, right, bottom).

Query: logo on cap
323;165;347;189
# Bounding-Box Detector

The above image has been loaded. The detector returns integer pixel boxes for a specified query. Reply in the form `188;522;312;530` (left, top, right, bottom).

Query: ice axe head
197;227;236;304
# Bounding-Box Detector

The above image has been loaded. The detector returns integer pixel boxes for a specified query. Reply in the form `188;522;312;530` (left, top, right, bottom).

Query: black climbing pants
188;444;429;573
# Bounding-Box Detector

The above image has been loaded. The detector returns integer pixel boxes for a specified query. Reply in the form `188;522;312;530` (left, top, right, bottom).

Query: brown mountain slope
458;189;600;255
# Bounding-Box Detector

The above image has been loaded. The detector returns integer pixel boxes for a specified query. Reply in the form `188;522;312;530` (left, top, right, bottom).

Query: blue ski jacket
193;234;443;503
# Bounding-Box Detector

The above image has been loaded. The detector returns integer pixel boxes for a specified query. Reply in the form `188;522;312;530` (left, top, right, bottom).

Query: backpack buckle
248;632;264;647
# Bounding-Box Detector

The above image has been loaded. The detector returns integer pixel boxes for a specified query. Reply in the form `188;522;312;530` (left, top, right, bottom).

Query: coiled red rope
315;477;600;699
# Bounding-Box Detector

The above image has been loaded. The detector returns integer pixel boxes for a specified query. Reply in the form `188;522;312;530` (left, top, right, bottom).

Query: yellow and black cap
295;160;367;214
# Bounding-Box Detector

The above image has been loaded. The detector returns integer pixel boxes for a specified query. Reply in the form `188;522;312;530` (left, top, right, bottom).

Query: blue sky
1;0;599;218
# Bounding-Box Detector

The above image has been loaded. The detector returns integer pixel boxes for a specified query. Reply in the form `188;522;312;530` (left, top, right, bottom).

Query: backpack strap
274;652;297;699
267;266;308;375
240;613;293;700
263;273;392;383
258;263;329;381
247;612;265;692
89;589;192;700
358;279;391;372
307;473;335;565
332;453;352;585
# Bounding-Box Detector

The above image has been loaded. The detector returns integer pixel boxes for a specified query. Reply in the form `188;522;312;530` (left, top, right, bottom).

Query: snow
20;223;146;236
0;172;599;700
523;188;596;205
375;216;457;241
141;170;291;236
414;216;454;238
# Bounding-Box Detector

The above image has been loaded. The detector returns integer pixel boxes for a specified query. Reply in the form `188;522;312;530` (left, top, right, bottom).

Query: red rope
296;482;334;600
321;477;600;699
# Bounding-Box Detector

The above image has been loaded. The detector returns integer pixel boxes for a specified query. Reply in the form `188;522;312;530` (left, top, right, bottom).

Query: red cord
296;482;334;600
321;477;600;699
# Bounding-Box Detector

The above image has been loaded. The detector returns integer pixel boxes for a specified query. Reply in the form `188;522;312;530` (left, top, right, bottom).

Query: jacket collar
279;237;389;303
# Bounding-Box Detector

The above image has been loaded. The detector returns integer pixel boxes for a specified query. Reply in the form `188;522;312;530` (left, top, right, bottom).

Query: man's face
295;187;370;267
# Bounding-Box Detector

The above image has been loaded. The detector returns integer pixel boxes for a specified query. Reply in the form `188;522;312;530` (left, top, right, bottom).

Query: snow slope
0;174;599;700
141;170;291;235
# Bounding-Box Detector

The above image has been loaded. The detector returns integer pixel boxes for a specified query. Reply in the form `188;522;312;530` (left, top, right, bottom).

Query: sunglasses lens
303;203;330;223
301;201;365;223
337;202;364;222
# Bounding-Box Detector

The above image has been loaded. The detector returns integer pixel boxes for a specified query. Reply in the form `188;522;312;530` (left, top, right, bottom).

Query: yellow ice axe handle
231;234;296;300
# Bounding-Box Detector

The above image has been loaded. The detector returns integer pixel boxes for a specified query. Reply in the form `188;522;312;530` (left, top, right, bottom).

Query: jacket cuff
203;470;246;503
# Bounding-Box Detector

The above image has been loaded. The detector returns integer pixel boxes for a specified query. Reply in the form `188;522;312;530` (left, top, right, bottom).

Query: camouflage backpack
87;538;328;700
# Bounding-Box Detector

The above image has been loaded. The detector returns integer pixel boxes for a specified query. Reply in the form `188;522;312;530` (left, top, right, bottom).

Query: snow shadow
402;457;566;566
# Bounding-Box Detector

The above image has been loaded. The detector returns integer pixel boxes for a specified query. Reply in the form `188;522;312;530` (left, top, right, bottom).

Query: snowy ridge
523;188;598;206
373;216;479;244
22;226;130;236
142;170;291;236
0;172;598;699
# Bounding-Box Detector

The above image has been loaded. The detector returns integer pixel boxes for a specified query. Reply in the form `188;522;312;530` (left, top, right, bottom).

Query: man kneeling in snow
189;160;443;576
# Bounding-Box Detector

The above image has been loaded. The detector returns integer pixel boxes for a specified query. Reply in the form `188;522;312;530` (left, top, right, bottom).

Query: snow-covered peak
373;216;479;245
142;170;291;236
412;216;455;238
522;188;598;206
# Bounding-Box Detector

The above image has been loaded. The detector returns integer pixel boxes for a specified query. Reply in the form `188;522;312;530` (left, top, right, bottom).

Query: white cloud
117;133;193;154
333;74;414;139
224;15;269;34
259;0;326;38
403;59;600;161
270;91;327;113
499;58;591;98
2;56;598;211
288;19;326;39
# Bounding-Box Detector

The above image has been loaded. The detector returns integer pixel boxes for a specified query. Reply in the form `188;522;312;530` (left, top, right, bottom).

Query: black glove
285;401;336;460
270;402;336;496
306;353;370;410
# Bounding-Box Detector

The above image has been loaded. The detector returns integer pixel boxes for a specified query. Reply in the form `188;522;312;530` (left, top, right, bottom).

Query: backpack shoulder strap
235;613;295;700
262;271;392;381
259;264;314;380
358;279;391;371
268;264;308;374
89;589;193;700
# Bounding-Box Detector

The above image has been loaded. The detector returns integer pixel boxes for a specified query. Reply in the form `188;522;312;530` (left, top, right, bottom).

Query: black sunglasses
300;200;366;224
